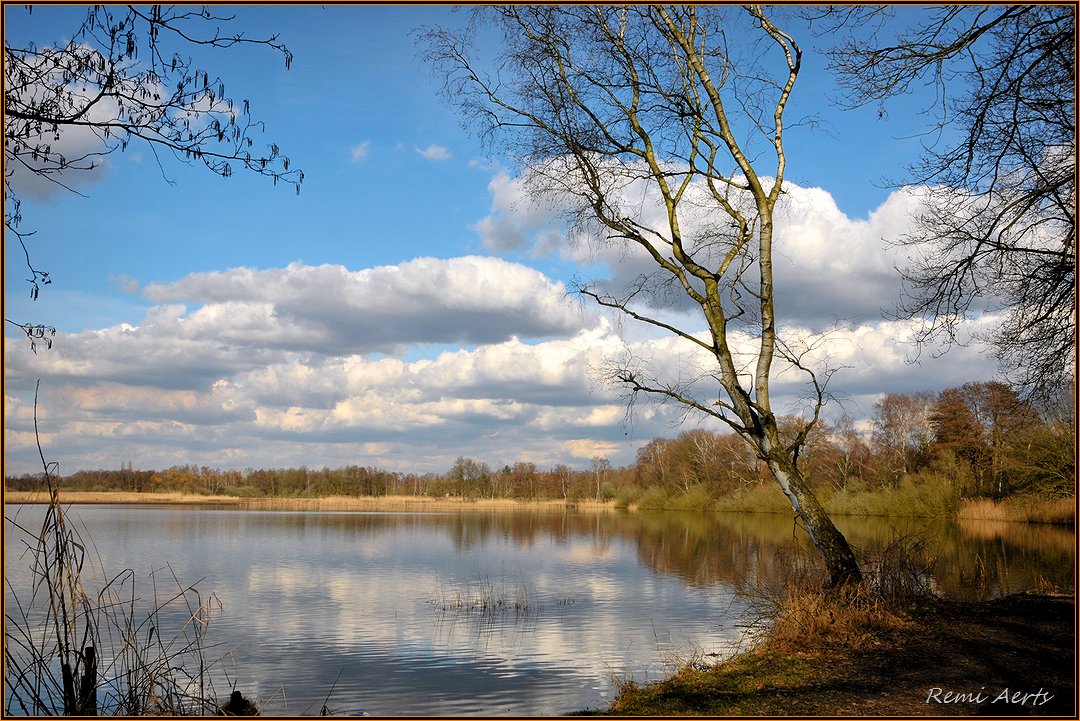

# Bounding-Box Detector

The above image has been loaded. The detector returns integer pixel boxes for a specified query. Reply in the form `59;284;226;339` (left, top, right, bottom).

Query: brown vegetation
958;496;1077;525
602;536;1075;716
603;593;1075;716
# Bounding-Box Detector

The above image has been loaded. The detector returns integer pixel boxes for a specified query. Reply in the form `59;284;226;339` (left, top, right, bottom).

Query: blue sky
4;5;999;475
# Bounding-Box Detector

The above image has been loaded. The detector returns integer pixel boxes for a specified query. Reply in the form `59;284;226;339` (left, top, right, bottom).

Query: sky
3;5;1003;476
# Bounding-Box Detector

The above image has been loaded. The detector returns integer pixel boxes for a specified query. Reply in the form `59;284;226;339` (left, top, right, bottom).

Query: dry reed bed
3;490;617;512
957;496;1075;525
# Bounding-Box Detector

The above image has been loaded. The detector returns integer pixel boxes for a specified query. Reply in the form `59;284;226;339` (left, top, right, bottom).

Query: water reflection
4;504;1073;715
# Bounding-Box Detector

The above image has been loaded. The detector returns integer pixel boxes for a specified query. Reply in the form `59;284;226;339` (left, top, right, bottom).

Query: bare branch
4;4;304;332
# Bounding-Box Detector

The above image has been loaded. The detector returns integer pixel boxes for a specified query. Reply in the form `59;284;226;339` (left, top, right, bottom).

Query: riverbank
4;489;1073;525
596;592;1076;716
1;490;617;512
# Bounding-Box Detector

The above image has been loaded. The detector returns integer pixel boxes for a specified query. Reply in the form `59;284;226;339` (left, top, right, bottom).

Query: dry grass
4;490;242;505
6;491;232;714
3;490;620;513
761;584;918;653
957;496;1075;525
736;535;933;656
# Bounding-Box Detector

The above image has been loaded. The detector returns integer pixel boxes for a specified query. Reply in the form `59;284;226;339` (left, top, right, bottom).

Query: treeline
5;381;1073;508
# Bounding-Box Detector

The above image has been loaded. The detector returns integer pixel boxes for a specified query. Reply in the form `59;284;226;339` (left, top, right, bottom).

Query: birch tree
422;5;861;585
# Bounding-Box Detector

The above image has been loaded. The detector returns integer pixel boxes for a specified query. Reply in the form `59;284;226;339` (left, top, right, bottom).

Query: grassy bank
591;530;1075;715
601;592;1074;716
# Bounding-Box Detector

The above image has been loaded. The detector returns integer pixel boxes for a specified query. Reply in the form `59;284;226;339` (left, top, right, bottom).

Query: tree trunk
766;453;862;587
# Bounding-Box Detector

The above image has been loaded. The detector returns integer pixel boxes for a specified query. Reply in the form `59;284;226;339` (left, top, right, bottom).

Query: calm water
4;504;1074;715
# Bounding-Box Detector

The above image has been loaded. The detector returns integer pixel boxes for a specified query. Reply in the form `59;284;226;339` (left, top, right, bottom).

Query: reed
957;496;1075;525
4;385;248;716
429;575;540;618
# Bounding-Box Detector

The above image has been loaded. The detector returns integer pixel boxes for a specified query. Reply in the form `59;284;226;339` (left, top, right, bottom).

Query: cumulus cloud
472;169;921;328
109;274;142;294
473;171;567;254
6;86;115;200
415;144;452;161
141;256;585;356
3;282;999;477
770;186;923;327
2;316;649;474
2;206;1000;477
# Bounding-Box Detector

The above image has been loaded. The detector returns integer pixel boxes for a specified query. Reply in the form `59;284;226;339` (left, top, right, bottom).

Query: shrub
826;473;959;518
635;485;672;510
669;484;714;512
614;484;644;508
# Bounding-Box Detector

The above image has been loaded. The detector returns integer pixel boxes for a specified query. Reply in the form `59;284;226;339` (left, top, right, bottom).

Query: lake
4;503;1074;715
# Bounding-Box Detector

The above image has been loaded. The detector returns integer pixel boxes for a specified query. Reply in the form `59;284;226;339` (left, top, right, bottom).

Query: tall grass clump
4;385;245;716
633;486;672;511
958;496;1076;525
737;534;937;653
429;574;539;619
711;482;794;514
668;484;715;512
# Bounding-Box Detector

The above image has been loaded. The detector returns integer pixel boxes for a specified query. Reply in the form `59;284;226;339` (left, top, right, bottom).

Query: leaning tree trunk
765;451;862;587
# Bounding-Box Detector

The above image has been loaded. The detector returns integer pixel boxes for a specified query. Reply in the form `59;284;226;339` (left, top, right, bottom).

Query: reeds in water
428;575;539;618
4;384;249;715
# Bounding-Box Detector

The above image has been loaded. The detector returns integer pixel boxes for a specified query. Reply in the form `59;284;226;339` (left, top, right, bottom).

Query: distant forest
6;381;1074;508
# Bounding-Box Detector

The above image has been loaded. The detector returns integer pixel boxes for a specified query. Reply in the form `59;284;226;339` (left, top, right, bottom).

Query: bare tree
421;5;861;585
871;391;935;487
5;5;304;340
590;456;612;502
819;5;1075;403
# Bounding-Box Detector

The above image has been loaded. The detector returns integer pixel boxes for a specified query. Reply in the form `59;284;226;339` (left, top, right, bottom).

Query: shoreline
2;490;619;512
597;592;1076;716
4;490;1074;525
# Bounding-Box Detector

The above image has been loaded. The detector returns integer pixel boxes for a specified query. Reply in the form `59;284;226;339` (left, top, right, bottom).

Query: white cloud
472;168;923;329
3;185;1003;476
473;171;567;254
351;140;371;161
415;144;452;161
6;104;114;200
561;438;625;461
137;256;586;357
